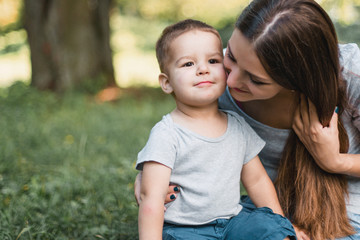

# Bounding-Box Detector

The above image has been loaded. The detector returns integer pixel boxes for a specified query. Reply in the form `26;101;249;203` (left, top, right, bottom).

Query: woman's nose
227;70;246;87
226;72;236;87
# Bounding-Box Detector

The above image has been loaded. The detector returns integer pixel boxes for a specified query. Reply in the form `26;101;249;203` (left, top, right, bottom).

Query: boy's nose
197;63;209;75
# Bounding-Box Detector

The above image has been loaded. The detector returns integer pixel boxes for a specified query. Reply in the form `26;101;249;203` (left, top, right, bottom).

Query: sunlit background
0;0;359;89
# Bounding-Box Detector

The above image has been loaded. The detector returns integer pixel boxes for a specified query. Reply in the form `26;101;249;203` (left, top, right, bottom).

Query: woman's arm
293;96;360;177
138;162;171;240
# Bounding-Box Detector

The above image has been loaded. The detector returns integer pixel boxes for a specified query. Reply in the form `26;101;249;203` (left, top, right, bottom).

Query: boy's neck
170;103;228;138
173;101;219;118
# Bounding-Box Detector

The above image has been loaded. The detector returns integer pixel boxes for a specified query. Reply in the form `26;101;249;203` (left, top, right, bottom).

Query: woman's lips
233;87;248;93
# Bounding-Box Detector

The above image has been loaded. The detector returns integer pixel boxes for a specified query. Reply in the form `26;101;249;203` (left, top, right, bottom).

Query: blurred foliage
0;0;359;57
335;22;360;44
0;0;23;33
76;73;110;94
1;0;360;35
111;14;168;53
0;82;175;239
114;0;360;26
0;29;27;55
317;0;360;24
0;0;26;56
1;0;359;56
114;0;248;29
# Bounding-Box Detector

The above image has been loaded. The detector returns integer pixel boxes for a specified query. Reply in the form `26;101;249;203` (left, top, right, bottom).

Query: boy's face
162;30;226;107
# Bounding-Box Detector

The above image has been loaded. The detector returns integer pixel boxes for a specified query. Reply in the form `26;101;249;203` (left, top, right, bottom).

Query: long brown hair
236;0;354;239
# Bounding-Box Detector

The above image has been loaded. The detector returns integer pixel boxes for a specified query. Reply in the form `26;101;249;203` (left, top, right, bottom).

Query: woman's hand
292;95;345;173
134;172;179;207
293;225;310;240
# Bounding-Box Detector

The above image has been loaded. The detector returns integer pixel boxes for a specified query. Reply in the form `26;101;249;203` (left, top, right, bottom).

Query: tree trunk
24;0;115;92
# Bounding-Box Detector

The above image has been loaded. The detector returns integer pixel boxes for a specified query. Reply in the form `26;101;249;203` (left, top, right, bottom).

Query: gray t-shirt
136;110;265;225
218;43;360;215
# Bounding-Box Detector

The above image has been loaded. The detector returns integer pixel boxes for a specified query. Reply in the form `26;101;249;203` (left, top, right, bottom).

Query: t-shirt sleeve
243;120;266;164
229;111;266;164
135;121;177;171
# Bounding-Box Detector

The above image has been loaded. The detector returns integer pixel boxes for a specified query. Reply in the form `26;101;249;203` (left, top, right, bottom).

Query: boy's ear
159;73;173;94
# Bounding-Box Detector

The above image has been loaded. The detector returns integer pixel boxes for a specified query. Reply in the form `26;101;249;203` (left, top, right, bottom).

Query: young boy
136;19;296;240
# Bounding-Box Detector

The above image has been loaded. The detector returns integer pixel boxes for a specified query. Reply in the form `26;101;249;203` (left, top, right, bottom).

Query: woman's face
224;29;284;102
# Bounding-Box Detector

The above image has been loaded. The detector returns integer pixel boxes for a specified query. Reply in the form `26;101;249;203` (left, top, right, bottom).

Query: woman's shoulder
339;43;360;97
339;43;360;75
339;43;360;57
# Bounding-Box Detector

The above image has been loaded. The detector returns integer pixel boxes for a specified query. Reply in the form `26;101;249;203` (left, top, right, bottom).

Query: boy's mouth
195;81;213;86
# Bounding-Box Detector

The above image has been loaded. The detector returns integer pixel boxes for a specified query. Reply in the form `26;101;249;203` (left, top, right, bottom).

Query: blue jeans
242;196;360;240
162;205;296;240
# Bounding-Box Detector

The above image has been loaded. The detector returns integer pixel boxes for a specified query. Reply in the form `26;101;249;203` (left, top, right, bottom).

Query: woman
221;0;360;239
135;0;360;239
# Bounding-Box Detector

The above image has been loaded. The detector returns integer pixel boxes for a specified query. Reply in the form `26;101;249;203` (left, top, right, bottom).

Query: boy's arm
242;156;311;240
241;156;284;216
138;161;171;240
134;172;179;206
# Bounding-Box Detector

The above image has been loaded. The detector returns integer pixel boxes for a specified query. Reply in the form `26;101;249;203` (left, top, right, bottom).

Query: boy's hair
155;19;222;73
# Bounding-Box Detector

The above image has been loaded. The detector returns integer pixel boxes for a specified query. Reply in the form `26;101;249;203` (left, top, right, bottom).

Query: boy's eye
183;62;194;67
209;59;219;64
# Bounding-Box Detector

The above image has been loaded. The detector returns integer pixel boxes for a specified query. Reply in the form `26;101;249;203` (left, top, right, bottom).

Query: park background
0;0;359;239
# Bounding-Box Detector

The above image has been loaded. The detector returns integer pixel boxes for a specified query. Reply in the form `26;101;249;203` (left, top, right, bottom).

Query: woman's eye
226;52;236;63
250;75;266;85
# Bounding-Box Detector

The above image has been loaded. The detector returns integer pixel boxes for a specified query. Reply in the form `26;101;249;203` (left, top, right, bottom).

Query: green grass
0;82;175;239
